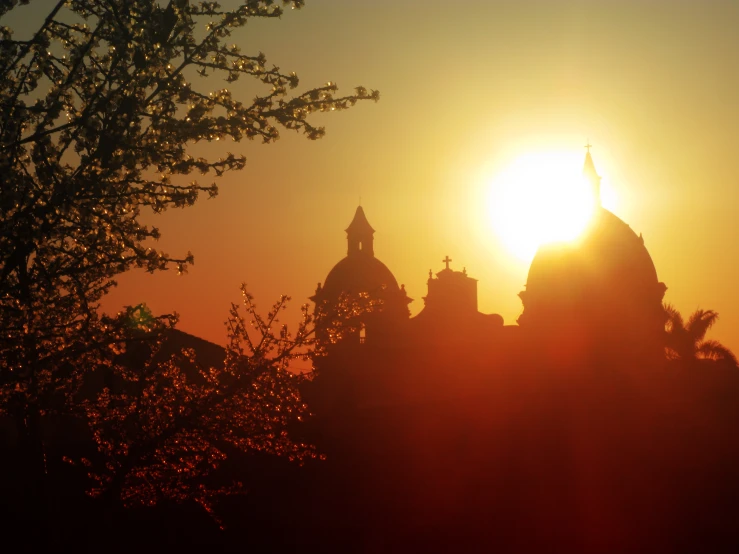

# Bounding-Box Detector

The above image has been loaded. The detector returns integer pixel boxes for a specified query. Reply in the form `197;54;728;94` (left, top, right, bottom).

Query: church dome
525;207;660;296
323;254;400;297
312;205;412;311
317;206;401;297
517;150;667;363
312;206;411;351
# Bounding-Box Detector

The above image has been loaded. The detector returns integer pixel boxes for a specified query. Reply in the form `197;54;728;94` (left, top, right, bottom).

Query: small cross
585;140;592;153
442;255;452;270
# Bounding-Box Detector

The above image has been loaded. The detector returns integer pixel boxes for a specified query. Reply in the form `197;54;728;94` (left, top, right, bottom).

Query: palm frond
663;303;693;358
686;309;720;343
696;340;738;366
663;303;684;333
664;346;681;361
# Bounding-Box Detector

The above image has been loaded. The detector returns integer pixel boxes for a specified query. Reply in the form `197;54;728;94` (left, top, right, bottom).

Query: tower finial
582;143;601;207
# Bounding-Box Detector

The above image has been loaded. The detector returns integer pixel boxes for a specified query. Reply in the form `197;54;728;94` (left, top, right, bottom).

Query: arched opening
359;322;366;344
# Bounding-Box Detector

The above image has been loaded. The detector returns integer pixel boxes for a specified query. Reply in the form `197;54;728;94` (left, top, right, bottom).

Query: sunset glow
487;152;601;261
5;1;739;550
27;0;734;359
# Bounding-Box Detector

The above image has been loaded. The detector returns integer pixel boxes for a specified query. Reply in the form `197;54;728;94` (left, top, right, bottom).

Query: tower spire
345;206;375;256
583;143;601;207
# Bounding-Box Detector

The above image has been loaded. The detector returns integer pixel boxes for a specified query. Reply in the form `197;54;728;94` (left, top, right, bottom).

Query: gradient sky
8;0;739;351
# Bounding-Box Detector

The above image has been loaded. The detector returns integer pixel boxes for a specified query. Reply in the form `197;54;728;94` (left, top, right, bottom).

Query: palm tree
664;304;737;366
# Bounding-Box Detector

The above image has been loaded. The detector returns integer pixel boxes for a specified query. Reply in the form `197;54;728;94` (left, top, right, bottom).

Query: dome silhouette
317;206;402;298
524;207;661;300
322;255;400;297
312;206;412;350
518;151;667;363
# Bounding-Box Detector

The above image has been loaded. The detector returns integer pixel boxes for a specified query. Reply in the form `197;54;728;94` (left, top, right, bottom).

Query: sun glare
486;152;598;261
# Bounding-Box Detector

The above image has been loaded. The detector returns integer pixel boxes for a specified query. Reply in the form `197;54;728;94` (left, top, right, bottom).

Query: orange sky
11;0;739;352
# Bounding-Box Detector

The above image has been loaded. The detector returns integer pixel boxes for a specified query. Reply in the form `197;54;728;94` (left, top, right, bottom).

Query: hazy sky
8;1;739;351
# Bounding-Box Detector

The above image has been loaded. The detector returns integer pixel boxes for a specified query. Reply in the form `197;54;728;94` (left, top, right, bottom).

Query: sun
486;151;600;261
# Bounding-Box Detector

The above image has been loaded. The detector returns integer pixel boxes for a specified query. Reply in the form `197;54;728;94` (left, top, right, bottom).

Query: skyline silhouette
309;149;695;372
2;1;739;552
20;0;722;354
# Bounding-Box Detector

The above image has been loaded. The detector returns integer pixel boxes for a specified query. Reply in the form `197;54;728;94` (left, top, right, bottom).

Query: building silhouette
312;149;667;373
310;205;412;350
518;147;667;364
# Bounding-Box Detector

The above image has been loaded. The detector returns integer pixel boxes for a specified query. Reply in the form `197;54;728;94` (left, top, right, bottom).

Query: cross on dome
443;255;452;270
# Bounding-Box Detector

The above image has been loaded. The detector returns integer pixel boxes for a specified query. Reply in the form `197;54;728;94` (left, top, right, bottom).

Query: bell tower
346;205;375;256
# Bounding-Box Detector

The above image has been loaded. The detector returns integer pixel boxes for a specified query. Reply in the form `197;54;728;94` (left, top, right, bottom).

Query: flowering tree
72;284;379;524
76;286;319;524
0;0;377;504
